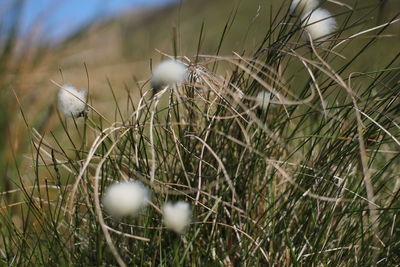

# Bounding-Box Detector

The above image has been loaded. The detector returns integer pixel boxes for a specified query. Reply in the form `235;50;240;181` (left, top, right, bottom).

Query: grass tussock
1;0;400;266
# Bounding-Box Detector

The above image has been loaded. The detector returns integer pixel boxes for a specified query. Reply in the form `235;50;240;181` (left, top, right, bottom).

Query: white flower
151;60;187;91
302;8;337;42
163;201;191;234
290;0;319;16
256;91;273;110
58;84;87;117
102;181;150;217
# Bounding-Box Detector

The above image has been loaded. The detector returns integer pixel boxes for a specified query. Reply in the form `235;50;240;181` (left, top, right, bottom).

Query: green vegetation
1;0;400;265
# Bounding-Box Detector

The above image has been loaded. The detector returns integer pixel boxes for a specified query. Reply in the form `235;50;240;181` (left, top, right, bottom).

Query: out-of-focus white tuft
58;84;87;118
102;181;150;218
302;8;337;42
290;0;319;16
256;91;274;110
162;201;191;234
151;60;187;91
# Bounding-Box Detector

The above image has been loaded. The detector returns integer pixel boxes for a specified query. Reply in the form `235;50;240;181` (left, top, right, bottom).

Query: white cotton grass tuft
57;84;87;117
102;181;150;218
151;60;187;92
289;0;319;16
162;201;191;234
302;8;337;42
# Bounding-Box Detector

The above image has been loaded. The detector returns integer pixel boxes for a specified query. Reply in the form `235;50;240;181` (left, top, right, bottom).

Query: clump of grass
1;0;400;266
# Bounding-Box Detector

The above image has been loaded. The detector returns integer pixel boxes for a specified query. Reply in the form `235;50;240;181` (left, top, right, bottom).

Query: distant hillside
51;0;283;88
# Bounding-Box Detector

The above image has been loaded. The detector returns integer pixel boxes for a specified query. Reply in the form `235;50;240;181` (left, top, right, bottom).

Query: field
0;0;400;265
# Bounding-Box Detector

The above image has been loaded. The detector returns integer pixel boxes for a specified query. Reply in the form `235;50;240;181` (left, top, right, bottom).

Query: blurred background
20;0;176;41
0;0;399;188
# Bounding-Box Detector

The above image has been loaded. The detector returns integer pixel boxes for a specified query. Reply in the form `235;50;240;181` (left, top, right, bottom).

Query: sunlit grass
1;0;400;266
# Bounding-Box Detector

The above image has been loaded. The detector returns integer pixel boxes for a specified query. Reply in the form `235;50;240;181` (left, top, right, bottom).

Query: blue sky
20;0;174;40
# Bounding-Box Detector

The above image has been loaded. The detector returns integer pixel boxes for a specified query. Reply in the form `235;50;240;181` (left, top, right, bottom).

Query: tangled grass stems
1;0;400;265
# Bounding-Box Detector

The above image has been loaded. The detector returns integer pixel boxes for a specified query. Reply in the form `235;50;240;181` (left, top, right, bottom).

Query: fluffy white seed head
302;8;337;42
151;60;187;91
290;0;319;16
58;84;87;117
256;91;273;110
163;201;191;234
102;181;150;218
